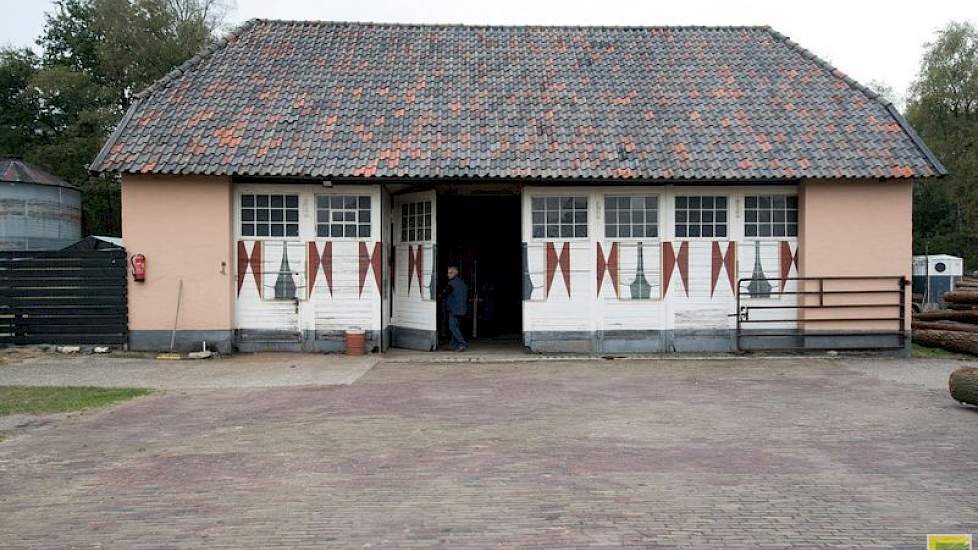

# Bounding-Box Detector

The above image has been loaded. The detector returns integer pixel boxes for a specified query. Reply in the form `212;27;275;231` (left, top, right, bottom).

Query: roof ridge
250;18;771;31
762;27;946;176
91;19;261;174
134;18;260;101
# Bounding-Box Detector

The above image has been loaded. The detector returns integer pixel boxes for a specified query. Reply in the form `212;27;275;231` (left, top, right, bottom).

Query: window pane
532;198;544;210
257;209;269;221
605;197;615;210
359;224;370;237
242;194;254;207
575;225;587;237
676;196;687;208
647;225;657;237
271;210;283;222
271;195;283;208
716;197;727;208
620;225;631;237
286;224;298;237
688;225;700;237
242;209;254;221
716;225;727;237
344;225;356;237
285;195;298;208
533;225;544;238
676;225;687;237
359;196;370;209
606;224;617;238
745;224;757;237
532;211;544;223
546;197;559;209
360;209;371;222
270;225;284;237
286;210;298;222
702;225;714;237
317;225;328;237
787;223;798;236
256;195;268;207
256;224;269;236
241;223;254;235
745;196;757;208
573;197;586;209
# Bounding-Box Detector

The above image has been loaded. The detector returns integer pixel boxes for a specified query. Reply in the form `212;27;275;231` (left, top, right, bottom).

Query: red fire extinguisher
131;253;146;282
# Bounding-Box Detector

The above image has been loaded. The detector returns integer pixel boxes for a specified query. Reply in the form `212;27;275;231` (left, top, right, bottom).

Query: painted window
674;196;727;238
745;195;798;237
531;196;588;239
240;194;299;237
316;195;371;238
401;200;432;242
604;196;658;239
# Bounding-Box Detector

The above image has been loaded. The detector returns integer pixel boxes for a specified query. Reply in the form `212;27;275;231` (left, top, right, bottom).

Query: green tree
0;0;230;237
0;48;41;157
906;21;978;268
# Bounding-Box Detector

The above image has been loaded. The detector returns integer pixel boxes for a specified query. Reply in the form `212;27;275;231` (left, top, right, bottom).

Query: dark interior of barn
436;192;522;347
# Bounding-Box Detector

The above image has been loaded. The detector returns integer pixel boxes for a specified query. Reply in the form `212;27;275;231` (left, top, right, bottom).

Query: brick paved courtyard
1;357;977;548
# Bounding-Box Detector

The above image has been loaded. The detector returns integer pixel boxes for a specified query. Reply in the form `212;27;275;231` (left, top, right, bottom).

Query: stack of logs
912;274;978;355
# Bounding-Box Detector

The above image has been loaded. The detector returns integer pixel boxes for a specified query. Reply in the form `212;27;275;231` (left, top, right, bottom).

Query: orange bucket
345;329;366;356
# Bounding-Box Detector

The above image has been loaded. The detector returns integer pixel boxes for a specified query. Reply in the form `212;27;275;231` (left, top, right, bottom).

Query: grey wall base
391;326;437;351
525;330;910;354
235;330;381;353
525;330;736;353
129;330;235;354
130;329;385;354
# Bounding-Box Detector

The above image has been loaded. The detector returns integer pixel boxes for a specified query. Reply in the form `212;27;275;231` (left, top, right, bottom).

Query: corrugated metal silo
0;158;82;250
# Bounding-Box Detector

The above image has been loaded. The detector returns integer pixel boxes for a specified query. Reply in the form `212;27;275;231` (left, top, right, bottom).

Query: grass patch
912;342;971;359
0;386;151;417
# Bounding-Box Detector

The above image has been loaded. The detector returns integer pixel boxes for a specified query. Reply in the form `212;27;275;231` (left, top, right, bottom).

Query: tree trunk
943;291;978;304
912;320;978;333
949;367;978;406
913;330;978;355
914;309;978;323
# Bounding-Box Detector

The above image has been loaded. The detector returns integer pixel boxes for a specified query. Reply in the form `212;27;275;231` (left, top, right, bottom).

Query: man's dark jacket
443;277;469;316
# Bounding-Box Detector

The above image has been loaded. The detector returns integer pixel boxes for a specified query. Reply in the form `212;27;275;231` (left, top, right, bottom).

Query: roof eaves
884;103;948;177
763;26;946;178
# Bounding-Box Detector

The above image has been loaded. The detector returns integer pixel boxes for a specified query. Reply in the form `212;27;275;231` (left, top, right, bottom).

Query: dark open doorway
437;192;522;349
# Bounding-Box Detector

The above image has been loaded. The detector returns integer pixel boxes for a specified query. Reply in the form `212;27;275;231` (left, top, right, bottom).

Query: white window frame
399;199;433;243
238;192;300;239
672;194;730;240
315;194;373;239
529;195;590;240
744;194;799;240
602;193;661;241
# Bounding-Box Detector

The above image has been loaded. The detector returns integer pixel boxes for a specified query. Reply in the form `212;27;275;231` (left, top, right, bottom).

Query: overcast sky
3;0;976;106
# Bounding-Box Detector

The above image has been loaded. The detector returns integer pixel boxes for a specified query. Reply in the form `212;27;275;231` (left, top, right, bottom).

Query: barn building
90;20;945;354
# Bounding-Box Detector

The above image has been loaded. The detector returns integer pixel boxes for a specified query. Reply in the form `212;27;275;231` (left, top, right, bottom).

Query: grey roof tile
91;20;945;180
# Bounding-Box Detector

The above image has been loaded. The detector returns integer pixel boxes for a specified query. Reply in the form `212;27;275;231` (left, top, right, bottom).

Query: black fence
0;249;128;345
736;276;908;352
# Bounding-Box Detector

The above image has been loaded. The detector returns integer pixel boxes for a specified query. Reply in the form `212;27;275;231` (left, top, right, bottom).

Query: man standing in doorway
440;266;469;352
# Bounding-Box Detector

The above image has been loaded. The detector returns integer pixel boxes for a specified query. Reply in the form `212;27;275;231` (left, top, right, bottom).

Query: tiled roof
91;20;945;180
0;157;77;189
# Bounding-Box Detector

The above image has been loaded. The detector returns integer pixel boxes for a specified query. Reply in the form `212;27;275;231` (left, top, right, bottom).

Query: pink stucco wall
798;178;913;329
122;174;234;331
